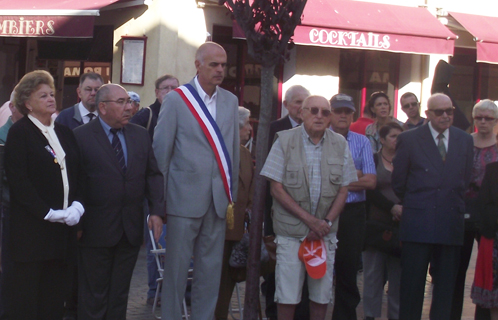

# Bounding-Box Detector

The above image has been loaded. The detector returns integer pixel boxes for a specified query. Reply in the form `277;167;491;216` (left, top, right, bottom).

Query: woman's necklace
381;151;393;166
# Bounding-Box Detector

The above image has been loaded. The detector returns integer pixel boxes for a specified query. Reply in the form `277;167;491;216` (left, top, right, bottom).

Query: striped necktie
110;128;126;173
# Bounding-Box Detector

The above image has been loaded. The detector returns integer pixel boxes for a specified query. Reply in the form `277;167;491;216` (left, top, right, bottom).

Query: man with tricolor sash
153;42;240;320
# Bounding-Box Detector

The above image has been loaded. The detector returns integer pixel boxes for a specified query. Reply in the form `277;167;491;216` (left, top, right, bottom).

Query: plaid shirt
261;126;357;215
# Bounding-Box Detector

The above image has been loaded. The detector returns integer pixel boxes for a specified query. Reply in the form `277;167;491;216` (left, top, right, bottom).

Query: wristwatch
324;218;333;227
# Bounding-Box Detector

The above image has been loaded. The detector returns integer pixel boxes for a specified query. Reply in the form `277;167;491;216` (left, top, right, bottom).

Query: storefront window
479;64;498;101
0;38;22;104
339;50;399;118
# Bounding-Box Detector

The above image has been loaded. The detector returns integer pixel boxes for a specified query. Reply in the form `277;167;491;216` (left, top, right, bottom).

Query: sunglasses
474;116;496;122
332;108;354;115
402;101;419;109
303;107;331;117
428;107;455;116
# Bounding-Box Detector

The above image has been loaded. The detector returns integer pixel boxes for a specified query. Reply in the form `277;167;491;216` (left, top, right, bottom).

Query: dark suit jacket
55;104;83;130
392;124;473;246
130;99;161;142
268;115;293;152
5;117;82;262
73;119;164;247
478;162;498;239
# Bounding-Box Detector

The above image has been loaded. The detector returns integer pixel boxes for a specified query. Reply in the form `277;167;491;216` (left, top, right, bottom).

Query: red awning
233;0;456;55
449;12;498;64
0;0;121;38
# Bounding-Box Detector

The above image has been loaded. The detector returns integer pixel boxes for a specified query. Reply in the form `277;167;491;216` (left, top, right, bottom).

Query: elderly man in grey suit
153;42;240;320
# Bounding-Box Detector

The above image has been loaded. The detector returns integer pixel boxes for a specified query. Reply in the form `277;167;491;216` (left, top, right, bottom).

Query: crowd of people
0;39;497;320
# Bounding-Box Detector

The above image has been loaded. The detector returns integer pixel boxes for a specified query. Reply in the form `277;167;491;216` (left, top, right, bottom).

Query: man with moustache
261;95;357;320
153;42;239;320
56;72;103;129
74;84;164;320
392;93;473;320
329;94;376;320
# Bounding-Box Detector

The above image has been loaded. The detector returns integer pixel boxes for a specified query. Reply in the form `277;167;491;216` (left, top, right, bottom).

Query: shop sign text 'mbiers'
0;16;94;38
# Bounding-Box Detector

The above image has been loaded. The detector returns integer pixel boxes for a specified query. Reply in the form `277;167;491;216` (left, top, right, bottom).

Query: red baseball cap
298;238;327;279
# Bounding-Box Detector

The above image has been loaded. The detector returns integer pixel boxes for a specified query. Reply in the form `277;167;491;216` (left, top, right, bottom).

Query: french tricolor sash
174;84;234;216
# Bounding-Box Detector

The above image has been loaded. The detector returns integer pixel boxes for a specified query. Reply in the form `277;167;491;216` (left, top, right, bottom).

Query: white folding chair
228;282;244;320
148;218;189;320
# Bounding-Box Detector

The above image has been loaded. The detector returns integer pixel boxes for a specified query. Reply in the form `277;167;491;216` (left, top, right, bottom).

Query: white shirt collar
289;116;300;128
428;122;449;149
194;76;217;119
78;102;98;123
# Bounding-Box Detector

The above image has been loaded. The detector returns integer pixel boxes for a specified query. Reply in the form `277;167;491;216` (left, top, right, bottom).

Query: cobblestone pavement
127;243;479;319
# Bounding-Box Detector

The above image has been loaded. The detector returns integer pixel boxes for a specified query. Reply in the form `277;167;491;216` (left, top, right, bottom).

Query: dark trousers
78;234;140;320
450;223;478;320
332;202;366;320
399;242;460;320
3;259;69;320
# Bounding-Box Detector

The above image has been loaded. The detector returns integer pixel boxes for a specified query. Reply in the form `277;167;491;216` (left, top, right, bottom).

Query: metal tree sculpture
219;0;307;318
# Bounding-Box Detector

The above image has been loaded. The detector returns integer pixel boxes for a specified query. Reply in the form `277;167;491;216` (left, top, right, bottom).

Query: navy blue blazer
55;104;83;130
392;124;473;246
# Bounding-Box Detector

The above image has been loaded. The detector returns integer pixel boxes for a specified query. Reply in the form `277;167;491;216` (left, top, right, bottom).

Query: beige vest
272;127;346;238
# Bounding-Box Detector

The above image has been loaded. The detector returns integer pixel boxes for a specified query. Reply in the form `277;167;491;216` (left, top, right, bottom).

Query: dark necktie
110;128;126;173
437;133;446;161
87;113;95;122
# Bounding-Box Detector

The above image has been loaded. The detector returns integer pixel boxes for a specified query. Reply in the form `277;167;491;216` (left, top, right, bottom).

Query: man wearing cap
400;92;427;130
128;91;141;116
261;95;357;320
56;72;103;130
329;94;376;320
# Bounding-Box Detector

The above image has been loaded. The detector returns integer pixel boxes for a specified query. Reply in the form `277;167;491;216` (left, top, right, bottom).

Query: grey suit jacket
153;78;239;218
392;124;473;246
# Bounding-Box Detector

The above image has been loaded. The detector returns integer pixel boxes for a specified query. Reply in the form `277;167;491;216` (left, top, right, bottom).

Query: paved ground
126;243;479;319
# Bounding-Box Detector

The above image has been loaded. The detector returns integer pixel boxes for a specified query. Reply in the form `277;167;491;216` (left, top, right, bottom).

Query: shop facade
2;0;498;129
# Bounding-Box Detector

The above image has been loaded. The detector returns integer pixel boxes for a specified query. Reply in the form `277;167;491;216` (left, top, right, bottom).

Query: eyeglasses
303;107;331;117
474;116;496;122
101;99;133;106
402;101;419;109
428;107;455;116
332;108;354;115
158;85;178;91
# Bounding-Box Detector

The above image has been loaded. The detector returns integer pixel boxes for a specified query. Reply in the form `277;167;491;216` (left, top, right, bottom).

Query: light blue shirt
342;130;376;203
99;117;128;165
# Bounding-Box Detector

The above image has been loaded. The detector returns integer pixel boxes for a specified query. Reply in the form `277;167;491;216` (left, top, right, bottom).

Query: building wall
107;0;210;109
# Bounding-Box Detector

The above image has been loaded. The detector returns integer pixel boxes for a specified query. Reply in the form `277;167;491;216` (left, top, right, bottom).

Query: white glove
44;209;67;224
64;201;85;226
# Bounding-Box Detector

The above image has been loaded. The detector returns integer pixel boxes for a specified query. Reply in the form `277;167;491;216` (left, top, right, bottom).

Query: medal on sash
175;84;235;229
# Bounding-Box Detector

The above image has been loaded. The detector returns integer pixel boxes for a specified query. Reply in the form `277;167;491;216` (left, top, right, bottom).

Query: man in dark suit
392;93;473;320
264;85;310;320
56;72;103;130
73;84;164;320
